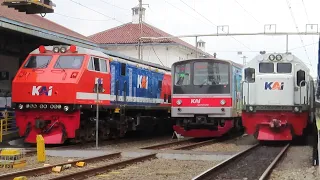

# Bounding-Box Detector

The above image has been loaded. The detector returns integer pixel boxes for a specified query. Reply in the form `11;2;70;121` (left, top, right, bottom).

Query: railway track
192;143;290;180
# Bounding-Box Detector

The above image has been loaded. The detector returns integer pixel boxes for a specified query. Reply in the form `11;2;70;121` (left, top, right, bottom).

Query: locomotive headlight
220;99;226;105
50;104;54;109
25;104;30;108
60;47;67;53
276;54;282;61
248;106;254;112
269;54;275;61
53;47;59;53
63;105;69;112
18;104;23;110
57;105;62;109
294;107;299;112
176;99;182;106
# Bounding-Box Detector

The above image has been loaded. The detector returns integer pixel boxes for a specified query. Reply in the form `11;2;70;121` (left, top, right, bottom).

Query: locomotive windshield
173;60;230;94
54;55;84;69
24;55;52;69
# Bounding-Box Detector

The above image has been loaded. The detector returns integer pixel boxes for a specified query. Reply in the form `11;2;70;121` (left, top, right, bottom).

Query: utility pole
138;0;143;60
241;56;248;65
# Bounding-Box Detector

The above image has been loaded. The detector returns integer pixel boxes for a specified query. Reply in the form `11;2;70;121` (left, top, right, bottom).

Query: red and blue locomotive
12;45;172;144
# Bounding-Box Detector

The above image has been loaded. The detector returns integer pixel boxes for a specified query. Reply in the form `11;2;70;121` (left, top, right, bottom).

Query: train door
119;63;127;103
294;64;307;105
87;57;110;101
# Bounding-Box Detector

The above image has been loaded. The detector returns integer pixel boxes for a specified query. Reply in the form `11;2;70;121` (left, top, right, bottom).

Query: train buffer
1;0;55;14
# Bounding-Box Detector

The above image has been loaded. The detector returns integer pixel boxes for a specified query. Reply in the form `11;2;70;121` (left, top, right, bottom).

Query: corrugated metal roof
0;0;94;43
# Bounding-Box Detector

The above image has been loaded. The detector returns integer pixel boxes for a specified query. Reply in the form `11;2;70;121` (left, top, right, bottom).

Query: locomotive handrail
299;80;308;105
0;110;15;142
241;80;249;106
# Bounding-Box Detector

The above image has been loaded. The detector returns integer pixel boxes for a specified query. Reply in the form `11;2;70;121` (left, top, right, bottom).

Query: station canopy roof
0;0;96;48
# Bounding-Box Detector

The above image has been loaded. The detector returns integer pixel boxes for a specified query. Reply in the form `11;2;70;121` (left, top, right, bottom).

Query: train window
193;62;229;85
88;58;94;70
93;58;100;71
54;56;84;69
121;63;126;76
259;63;274;73
244;68;255;83
174;63;191;85
297;70;306;86
277;63;292;73
24;56;52;69
99;59;107;73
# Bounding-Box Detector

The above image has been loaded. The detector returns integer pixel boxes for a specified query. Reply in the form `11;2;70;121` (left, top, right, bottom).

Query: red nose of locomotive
12;45;83;106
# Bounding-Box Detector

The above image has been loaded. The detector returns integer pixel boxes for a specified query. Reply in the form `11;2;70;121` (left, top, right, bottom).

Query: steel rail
0;152;121;180
140;138;194;149
173;139;216;150
192;143;290;180
192;144;260;180
49;153;157;180
259;144;290;180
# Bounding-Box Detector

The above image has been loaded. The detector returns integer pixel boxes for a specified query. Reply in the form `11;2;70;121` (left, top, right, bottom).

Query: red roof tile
88;22;208;54
0;0;93;42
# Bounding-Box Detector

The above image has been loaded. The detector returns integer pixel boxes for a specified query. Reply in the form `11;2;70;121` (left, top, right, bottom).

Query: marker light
60;47;67;53
269;54;275;61
176;99;182;106
276;54;282;61
294;107;299;112
249;106;254;112
69;45;77;53
220;99;226;105
18;104;23;109
39;45;46;53
53;47;60;53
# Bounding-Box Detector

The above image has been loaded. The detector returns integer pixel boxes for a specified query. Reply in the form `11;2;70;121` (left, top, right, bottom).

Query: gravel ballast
0;155;82;174
30;157;129;180
269;146;318;180
91;158;220;180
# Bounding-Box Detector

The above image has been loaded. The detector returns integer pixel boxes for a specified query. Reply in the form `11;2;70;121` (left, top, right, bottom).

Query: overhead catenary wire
178;0;252;51
53;12;112;21
285;0;312;68
233;0;260;24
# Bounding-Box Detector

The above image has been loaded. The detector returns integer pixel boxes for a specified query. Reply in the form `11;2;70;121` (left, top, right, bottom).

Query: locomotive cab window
259;63;274;73
297;70;306;86
99;59;108;73
174;63;191;86
193;62;229;86
277;63;292;73
244;68;255;83
93;58;100;71
24;56;52;69
54;56;84;69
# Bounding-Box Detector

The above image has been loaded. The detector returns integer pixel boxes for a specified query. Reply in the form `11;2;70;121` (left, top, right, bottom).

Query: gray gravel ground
269;146;318;180
86;137;190;151
192;134;257;152
90;158;220;180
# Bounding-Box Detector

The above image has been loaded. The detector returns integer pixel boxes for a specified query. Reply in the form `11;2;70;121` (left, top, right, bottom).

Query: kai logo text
191;99;201;103
137;75;148;89
32;86;53;96
264;82;284;90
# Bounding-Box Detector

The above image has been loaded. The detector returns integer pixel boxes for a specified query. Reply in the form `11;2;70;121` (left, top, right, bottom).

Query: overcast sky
45;0;320;77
